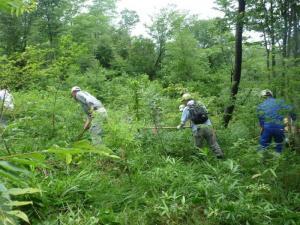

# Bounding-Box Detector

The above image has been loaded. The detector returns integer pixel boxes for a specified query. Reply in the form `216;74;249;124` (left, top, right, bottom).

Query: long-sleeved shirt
75;91;106;117
0;89;14;110
180;100;212;132
257;97;296;128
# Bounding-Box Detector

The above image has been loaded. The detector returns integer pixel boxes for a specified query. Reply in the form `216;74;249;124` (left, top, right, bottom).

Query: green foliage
119;9;139;32
125;37;156;76
0;138;118;224
161;28;210;83
0;0;299;224
0;74;299;224
0;0;36;15
0;35;88;90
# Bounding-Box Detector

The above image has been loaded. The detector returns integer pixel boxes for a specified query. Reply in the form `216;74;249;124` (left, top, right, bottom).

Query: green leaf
227;159;234;171
47;145;119;159
0;183;10;200
8;158;47;167
8;188;40;195
269;169;277;178
72;140;95;150
65;153;72;165
3;217;17;225
0;152;46;161
7;210;30;223
251;173;262;179
0;168;20;183
5;201;33;206
0;161;29;174
25;153;46;161
262;169;277;178
0;182;8;192
47;147;84;155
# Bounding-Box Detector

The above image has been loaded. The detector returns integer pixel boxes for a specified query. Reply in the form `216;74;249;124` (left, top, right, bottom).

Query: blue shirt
181;100;212;132
257;97;296;128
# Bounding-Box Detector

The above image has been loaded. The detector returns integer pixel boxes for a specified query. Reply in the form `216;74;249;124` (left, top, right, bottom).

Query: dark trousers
260;126;284;153
193;126;224;157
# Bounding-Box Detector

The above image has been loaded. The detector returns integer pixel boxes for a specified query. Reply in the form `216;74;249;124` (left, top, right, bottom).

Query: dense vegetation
0;0;299;224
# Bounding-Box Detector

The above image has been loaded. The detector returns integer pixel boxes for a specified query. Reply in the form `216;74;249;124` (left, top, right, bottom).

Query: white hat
260;89;273;97
71;86;81;93
181;93;192;102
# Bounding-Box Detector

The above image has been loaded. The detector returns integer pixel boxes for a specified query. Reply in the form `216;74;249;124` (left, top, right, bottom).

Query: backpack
188;101;208;124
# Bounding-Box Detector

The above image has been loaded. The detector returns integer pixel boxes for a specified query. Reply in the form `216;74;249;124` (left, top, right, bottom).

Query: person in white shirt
0;89;14;127
71;86;107;146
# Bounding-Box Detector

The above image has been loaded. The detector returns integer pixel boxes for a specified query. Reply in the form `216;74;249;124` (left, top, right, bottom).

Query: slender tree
223;0;246;128
147;7;182;79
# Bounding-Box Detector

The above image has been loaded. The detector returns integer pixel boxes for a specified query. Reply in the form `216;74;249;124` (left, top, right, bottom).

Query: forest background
0;0;300;224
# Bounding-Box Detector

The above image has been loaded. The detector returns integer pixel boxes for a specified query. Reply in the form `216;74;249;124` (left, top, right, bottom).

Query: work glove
177;124;183;130
88;108;95;118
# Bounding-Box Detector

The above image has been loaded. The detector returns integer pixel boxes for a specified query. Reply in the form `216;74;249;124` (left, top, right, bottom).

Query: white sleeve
75;92;87;105
0;90;14;110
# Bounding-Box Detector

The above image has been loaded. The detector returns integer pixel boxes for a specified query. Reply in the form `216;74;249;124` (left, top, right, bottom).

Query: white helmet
181;93;192;102
260;89;273;97
71;86;81;93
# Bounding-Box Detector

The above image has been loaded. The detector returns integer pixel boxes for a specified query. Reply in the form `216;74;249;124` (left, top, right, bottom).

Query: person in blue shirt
257;89;296;153
177;93;224;159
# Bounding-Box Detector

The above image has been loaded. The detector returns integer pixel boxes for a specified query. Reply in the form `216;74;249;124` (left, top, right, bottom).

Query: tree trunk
293;1;299;59
270;0;276;79
223;0;245;128
262;28;271;81
287;5;293;57
152;41;165;80
262;0;273;82
279;0;289;97
21;13;32;52
281;0;288;58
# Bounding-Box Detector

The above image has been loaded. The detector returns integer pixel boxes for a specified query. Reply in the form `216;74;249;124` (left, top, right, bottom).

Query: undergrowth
1;77;299;225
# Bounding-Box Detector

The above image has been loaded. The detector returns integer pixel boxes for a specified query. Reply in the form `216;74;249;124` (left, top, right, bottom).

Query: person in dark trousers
257;89;296;153
177;93;224;159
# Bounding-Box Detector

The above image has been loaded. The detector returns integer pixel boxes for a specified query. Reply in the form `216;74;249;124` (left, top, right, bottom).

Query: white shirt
0;89;14;110
75;91;107;117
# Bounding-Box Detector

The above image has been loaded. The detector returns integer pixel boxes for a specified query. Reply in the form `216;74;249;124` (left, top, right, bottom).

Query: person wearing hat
71;86;107;146
257;89;296;153
177;93;224;159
